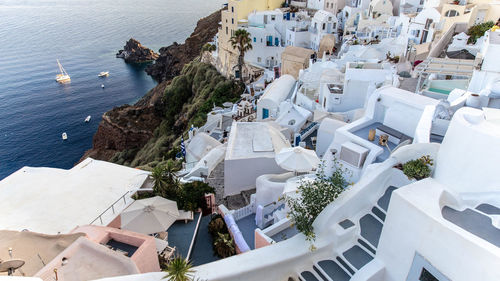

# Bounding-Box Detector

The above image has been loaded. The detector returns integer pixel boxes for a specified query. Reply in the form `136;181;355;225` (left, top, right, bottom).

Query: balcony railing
90;191;130;225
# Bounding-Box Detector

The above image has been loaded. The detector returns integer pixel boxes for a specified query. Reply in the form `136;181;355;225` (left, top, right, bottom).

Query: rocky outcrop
80;9;223;164
145;9;222;82
116;38;159;63
79;81;168;162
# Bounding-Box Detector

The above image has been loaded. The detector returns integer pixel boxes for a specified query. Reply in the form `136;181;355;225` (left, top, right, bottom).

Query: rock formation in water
116;38;159;63
145;9;222;82
80;9;222;164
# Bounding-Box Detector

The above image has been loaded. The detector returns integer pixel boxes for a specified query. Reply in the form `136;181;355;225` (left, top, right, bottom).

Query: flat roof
0;230;84;276
226;122;290;160
0;158;150;234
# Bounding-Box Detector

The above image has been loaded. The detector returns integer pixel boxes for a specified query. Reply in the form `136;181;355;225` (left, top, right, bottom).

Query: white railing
90;191;130;225
233;202;255;221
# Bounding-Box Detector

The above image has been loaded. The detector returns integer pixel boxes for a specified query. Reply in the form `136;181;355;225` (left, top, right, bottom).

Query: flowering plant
285;161;349;245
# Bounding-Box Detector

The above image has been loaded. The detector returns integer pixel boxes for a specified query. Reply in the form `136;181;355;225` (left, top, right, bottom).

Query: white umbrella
121;196;180;234
275;147;320;173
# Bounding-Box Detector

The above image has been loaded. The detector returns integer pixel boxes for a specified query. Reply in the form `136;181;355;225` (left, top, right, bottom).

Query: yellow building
217;0;283;78
440;0;500;34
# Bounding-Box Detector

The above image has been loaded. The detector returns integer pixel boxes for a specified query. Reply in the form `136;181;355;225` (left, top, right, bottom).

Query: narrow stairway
293;185;399;281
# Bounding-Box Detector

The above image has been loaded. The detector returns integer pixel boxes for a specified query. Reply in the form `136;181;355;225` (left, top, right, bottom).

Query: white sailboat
62;132;68;140
55;59;71;83
85;115;91;122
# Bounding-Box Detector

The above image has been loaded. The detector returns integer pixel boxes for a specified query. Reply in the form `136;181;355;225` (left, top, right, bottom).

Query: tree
152;164;168;195
200;43;216;56
163;256;195;281
228;29;253;82
152;160;181;199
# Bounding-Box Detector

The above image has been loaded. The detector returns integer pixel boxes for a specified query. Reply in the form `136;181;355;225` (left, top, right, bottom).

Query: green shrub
208;215;227;236
213;232;235;258
467;21;494;44
401;155;433;180
176;181;215;212
285;162;349;243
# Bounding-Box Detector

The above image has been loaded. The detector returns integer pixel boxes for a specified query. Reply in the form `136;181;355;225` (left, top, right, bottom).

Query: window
253;37;256;42
445;10;459;17
226;26;228;34
231;6;234;13
271;15;276;21
420;0;424;4
232;18;234;24
257;57;262;62
419;268;439;281
408;253;450;281
424;18;433;29
323;23;326;30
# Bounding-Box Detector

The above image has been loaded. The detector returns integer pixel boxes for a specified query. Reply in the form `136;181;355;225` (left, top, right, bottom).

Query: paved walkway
190;214;220;266
167;212;200;259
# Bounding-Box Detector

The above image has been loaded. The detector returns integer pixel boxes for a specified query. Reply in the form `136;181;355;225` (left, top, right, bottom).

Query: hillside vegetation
111;61;243;169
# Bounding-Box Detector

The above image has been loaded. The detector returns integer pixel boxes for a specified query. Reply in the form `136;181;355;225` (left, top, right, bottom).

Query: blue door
262;108;269;119
286;12;290;20
295;135;301;146
275;37;279;46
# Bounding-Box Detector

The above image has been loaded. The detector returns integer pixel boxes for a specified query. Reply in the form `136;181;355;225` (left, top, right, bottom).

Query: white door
475;10;486;25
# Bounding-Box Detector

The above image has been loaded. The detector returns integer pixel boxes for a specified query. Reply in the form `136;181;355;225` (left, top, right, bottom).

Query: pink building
71;225;161;273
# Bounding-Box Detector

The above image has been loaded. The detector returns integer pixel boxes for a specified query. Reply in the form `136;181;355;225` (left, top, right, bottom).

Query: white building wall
224;157;287;197
308;0;326;10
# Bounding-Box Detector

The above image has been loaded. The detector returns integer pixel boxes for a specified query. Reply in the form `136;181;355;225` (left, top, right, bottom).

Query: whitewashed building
257;74;296;121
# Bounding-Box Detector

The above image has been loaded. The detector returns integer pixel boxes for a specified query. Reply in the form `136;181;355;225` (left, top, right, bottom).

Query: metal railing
90;191;130;225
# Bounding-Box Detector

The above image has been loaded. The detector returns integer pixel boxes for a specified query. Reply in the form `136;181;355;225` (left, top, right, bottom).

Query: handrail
90;191;130;225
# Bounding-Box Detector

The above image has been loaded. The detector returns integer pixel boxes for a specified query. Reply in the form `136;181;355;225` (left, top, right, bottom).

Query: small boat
101;84;105;88
55;59;71;83
98;71;109;77
62;132;68;140
85;115;91;122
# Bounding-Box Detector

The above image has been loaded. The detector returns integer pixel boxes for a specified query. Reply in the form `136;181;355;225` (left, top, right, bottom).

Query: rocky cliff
116;38;159;63
80;80;168;162
145;9;222;82
80;9;222;164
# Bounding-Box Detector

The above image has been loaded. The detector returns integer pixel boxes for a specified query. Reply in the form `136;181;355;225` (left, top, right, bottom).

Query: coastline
79;9;222;165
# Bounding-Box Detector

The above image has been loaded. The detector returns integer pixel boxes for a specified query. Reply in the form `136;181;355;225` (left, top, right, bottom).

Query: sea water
0;0;224;179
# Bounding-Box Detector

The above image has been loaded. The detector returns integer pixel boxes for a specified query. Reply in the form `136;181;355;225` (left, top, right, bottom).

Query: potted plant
395;155;433;181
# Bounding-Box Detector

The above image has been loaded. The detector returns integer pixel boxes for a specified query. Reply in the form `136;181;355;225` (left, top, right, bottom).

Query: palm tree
228;29;253;82
163;256;195;281
152;164;167;196
200;43;216;58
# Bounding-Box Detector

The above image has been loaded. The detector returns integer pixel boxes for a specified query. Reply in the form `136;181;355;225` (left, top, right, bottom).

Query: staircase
293;185;399;281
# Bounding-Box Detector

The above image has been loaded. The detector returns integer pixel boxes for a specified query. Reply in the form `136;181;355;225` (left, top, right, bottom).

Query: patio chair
161;245;176;261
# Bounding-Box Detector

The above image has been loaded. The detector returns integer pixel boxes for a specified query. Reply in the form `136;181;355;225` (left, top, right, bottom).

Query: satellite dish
0;259;25;275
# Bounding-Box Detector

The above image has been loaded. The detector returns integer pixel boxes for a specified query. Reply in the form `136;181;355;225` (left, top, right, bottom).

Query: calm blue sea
0;0;224;179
